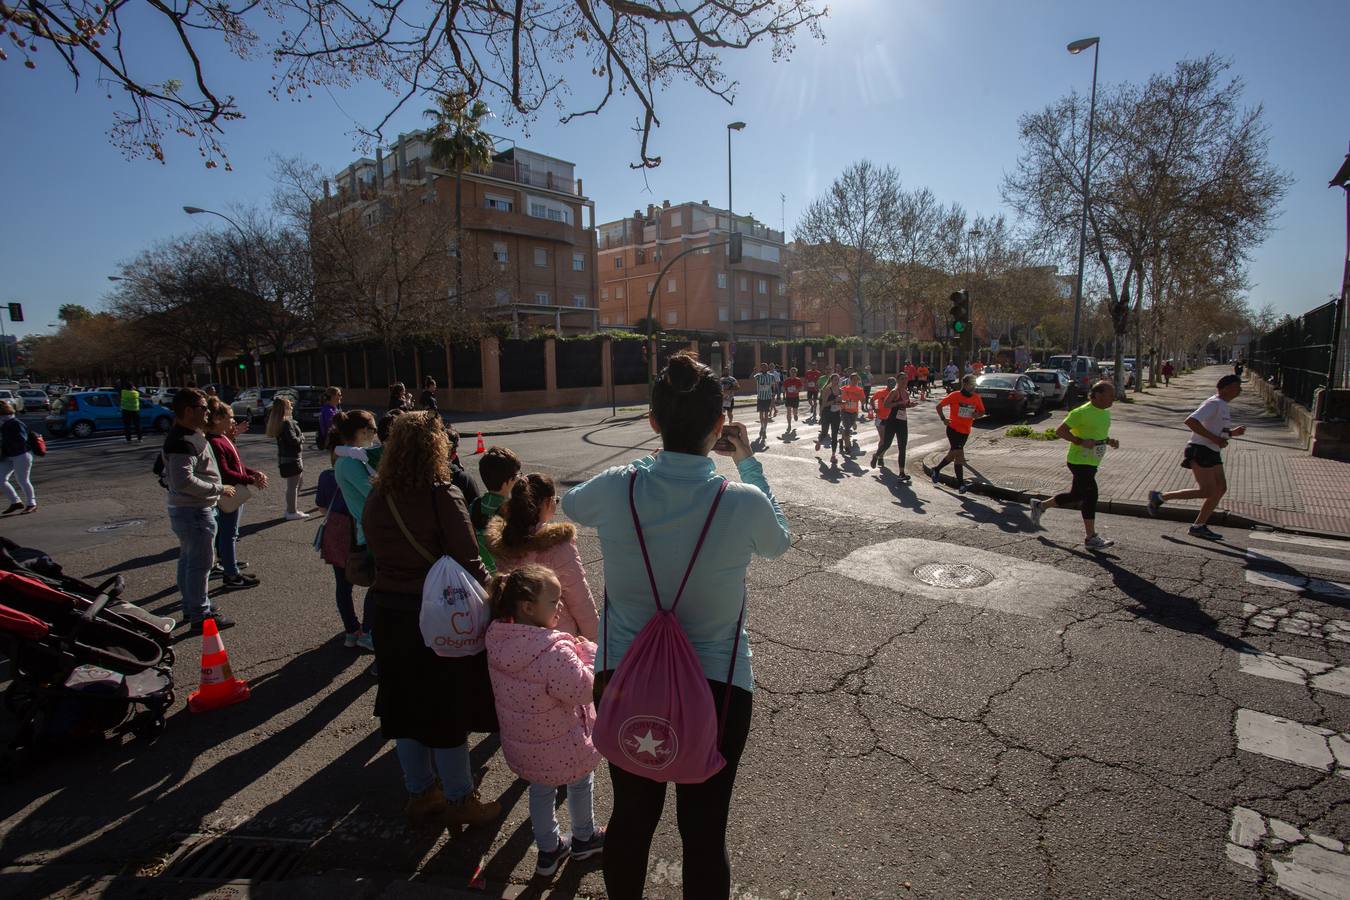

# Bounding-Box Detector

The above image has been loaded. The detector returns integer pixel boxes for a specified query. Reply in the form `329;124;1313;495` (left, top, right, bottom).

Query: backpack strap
718;590;747;741
627;468;728;614
670;480;729;613
386;495;436;565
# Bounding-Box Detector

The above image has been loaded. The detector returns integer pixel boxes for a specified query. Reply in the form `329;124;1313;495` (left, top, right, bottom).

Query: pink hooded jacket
485;620;600;786
485;521;600;641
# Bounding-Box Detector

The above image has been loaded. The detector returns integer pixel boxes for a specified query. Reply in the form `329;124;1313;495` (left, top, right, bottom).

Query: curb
918;453;1349;542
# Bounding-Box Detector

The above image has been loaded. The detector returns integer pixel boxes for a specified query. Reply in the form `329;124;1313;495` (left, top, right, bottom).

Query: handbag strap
385;495;436;565
627;468;728;614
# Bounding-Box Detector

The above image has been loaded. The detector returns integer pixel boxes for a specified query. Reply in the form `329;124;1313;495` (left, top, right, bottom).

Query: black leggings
1053;462;1100;520
596;675;754;900
818;409;841;448
876;418;908;466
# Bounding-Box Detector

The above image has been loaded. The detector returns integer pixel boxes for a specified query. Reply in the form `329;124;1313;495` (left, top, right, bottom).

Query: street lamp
184;204;262;388
727;121;746;347
1067;36;1100;383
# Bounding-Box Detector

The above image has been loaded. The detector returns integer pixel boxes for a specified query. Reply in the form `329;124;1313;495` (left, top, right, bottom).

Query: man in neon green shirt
1029;381;1119;548
119;381;142;443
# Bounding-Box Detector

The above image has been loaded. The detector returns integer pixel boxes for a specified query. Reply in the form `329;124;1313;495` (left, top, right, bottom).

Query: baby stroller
1;570;174;752
0;536;176;658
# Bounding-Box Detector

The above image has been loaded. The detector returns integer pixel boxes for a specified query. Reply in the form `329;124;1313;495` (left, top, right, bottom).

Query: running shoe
1029;499;1044;529
344;631;361;648
1146;490;1163;517
814;438;821;452
900;474;912;484
1084;534;1115;549
870;453;880;468
931;471;941;486
536;839;571;877
2;503;22;515
830;454;837;464
571;827;606;861
222;573;260;588
356;633;375;652
285;511;311;521
1188;524;1223;541
957;481;969;495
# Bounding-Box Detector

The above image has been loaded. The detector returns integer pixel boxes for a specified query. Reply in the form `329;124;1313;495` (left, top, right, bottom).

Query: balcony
461;207;584;245
477;160;581;196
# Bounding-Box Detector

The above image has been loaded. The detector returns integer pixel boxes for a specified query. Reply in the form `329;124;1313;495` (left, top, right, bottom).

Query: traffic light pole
645;236;739;383
0;308;11;377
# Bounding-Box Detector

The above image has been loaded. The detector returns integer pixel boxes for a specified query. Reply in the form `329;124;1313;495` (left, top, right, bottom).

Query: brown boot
443;790;501;826
404;785;447;825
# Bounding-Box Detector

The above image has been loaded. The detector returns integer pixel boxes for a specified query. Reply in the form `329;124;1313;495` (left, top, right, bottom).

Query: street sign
991;338;1000;352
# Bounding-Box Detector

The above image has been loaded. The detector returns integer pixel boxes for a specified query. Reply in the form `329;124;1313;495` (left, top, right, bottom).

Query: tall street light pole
1067;36;1100;383
184;205;263;389
727;121;745;354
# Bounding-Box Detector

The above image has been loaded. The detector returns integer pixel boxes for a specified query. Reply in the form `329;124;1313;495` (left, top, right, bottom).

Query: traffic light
948;290;969;336
728;232;743;265
238;362;247;370
6;302;22;323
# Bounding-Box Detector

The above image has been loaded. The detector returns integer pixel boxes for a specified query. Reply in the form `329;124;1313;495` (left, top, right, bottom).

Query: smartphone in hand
714;426;736;452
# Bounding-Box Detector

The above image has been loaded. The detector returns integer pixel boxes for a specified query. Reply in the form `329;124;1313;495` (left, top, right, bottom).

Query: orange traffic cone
187;617;250;713
474;433;485;454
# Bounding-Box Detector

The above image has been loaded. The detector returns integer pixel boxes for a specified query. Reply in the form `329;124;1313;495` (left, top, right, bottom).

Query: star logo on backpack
619;716;678;770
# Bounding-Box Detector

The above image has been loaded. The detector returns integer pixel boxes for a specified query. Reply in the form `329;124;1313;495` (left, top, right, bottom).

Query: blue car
45;391;174;439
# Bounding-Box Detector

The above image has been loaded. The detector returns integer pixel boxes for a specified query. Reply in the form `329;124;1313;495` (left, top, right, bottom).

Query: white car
16;389;51;412
0;389;25;413
1023;368;1072;406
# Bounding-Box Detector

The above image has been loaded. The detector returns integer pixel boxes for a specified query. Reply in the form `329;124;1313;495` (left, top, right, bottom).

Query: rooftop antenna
779;193;786;235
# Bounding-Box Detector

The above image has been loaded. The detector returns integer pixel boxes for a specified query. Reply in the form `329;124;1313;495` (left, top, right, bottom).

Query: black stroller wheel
131;715;165;741
161;647;176;667
163;689;176;708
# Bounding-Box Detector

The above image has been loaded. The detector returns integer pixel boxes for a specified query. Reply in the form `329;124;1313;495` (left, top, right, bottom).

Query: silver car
1023;368;1072;407
0;389;24;413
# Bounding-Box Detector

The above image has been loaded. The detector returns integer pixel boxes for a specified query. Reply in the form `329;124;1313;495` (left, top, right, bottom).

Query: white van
1045;355;1100;393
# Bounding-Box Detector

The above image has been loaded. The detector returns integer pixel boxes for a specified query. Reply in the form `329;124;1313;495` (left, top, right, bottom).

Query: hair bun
664;352;704;393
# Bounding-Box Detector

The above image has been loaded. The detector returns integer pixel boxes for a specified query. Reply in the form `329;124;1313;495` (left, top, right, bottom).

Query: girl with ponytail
485;473;598;641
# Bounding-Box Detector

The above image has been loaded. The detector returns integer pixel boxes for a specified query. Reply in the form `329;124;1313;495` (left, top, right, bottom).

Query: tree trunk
455;171;465;304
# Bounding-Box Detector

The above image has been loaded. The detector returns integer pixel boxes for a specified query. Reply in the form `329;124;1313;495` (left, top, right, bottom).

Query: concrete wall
1251;375;1350;460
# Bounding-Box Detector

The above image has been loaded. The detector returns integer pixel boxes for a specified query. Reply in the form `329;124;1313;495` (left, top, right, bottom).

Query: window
601;315;610;325
778;283;786;296
667;278;677;293
670;210;683;227
535;291;550;304
614;256;624;270
699;247;711;255
573;295;587;308
492;242;508;263
485;194;514;212
739;276;748;291
636;249;646;264
718;307;729;322
601;288;609;300
739;309;749;320
666;309;677;324
534;247;548;267
759;311;769;319
86;394;113;407
526;195;573;224
447;238;460;259
647;281;655;294
614;314;625;325
495;288;512;305
572;252;585;272
615;286;625;299
717;273;727;289
757;279;767;294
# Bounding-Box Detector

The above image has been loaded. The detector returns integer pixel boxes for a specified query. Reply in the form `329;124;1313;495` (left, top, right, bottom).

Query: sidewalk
921;366;1350;537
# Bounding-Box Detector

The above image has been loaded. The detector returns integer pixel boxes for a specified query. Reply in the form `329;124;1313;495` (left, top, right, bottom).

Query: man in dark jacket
163;388;237;632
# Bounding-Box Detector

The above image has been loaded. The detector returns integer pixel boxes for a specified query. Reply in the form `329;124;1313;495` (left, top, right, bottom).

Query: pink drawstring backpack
593;469;743;784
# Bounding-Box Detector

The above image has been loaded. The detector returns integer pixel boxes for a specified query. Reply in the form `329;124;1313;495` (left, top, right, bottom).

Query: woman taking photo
563;351;790;899
362;411;500;827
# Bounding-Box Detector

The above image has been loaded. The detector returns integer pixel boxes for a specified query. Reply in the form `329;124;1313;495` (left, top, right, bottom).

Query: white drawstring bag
418;554;491;657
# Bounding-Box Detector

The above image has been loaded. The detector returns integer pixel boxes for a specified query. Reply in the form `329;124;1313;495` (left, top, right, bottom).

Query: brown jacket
363;482;489;605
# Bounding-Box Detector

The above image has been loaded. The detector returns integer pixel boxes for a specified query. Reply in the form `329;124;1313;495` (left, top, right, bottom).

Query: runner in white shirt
752;363;776;444
1146;374;1246;540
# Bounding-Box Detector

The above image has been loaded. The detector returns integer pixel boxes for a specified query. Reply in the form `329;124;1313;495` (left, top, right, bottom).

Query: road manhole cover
913;562;995;589
87;519;146;533
161;834;308;881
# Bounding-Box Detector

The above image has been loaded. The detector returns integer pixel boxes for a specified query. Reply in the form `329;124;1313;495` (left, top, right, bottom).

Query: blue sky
2;0;1346;338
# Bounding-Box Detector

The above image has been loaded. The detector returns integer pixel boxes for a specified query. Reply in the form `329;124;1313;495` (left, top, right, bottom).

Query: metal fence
1249;300;1339;409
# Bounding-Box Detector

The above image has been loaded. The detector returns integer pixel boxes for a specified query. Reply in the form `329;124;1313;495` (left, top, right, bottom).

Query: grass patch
616;405;648;413
1006;425;1059;440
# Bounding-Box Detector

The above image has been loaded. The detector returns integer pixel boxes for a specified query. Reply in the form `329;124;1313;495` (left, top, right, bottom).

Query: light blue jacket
334;452;375;545
562;451;790;693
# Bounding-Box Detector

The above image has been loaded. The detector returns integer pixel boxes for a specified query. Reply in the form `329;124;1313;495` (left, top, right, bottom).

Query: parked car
45;384;70;397
0;389;24;413
274;386;326;432
1023;368;1072;407
974;373;1044;419
16;389;51;412
1100;364;1136;389
201;383;239;404
45;391;173;438
231;387;284;423
1045;354;1100;394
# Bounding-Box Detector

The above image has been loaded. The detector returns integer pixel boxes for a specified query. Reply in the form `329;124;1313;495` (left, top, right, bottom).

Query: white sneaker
285;511;311;521
1029;499;1044;529
1084;534;1115;549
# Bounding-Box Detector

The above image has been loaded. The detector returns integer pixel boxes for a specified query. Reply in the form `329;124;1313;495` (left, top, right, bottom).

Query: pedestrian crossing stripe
1250;532;1350;554
1244;568;1350;602
1242;603;1350;645
1248;548;1350;577
1237;650;1350;697
1225;806;1350;895
1234;708;1350;777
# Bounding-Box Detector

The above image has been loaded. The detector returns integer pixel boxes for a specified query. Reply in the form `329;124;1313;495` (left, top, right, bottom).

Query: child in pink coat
485;473;599;641
485;564;604;877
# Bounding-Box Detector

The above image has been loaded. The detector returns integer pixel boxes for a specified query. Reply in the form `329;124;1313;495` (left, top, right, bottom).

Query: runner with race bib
931;375;985;494
1029;381;1119;549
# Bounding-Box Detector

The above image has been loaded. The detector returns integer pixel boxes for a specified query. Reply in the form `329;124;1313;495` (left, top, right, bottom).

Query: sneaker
1189;524;1223;541
571;827;606;861
210;563;224;576
931;471;941;486
870;453;880;468
443;790;500;826
900;474;912;484
536;839;571;877
356;633;375;652
404;785;447;825
284;511;311;521
2;503;22;515
1085;534;1115;549
1146;490;1164;518
1029;499;1044;529
222;573;259;588
957;481;969;495
188;611;236;634
343;631;361;648
814;438;821;452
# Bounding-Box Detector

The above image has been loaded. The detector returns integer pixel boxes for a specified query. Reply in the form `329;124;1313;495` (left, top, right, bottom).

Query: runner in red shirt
839;374;868;457
804;364;821;421
931;374;986;493
782;368;804;437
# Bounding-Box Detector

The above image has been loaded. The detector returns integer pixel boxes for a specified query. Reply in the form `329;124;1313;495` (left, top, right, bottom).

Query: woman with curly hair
361;411;500;828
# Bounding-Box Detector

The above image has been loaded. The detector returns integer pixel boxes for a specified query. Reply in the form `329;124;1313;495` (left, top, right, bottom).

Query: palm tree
424;92;495;306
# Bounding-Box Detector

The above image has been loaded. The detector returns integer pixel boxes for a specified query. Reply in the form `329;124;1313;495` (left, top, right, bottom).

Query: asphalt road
2;403;1349;899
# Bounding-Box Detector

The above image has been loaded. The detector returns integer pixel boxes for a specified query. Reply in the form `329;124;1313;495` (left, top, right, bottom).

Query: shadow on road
875;468;926;516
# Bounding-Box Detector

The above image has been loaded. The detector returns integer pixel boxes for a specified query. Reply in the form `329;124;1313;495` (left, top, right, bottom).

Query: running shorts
723;397;734;409
756;397;773;414
786;397;800;409
1181;444;1222;469
807;386;819;397
842;411;858;430
946;426;969;450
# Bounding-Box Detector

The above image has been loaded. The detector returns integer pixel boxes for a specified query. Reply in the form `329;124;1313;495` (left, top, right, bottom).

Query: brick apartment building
329;134;599;334
596;201;805;339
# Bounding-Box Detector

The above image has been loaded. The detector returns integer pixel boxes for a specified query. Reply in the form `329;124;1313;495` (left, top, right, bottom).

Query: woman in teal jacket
563;350;789;900
330;410;379;546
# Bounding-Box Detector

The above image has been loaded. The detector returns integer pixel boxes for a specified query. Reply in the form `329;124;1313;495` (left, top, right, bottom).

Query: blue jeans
528;773;595;852
168;505;217;622
393;739;473;800
332;564;370;634
214;505;242;576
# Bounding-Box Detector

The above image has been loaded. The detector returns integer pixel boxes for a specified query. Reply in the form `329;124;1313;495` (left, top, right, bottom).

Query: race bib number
958;403;977;419
1093;442;1108;460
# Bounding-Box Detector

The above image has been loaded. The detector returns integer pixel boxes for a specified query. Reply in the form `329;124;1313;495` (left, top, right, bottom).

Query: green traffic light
953;321;967;333
238;363;246;369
